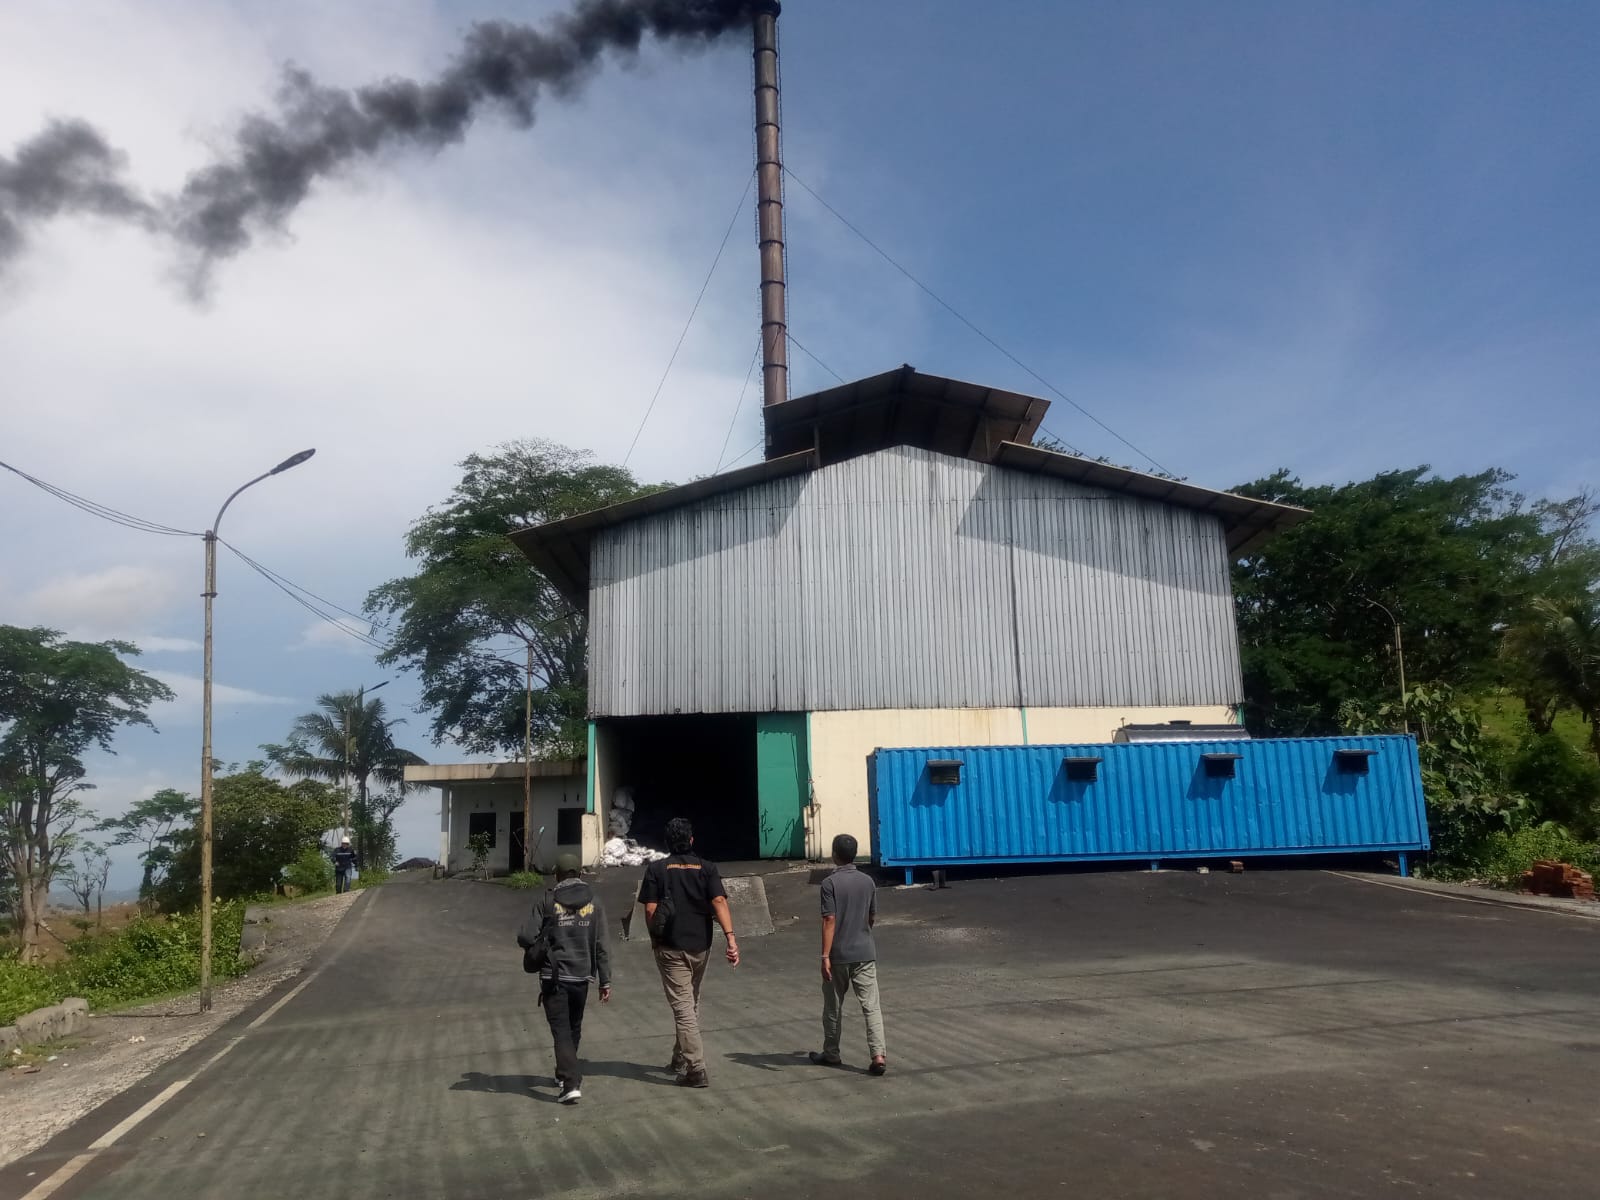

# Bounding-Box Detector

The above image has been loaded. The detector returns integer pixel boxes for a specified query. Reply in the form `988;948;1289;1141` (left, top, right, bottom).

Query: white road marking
17;890;377;1199
87;1080;192;1150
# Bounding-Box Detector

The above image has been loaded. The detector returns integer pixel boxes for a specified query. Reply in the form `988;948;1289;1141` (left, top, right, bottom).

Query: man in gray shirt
810;833;888;1075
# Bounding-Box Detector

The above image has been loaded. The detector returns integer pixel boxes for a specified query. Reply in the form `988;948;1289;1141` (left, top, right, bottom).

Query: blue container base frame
896;846;1413;885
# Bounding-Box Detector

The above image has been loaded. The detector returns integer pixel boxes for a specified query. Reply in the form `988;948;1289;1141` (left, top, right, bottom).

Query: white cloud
16;564;185;632
293;620;379;655
147;670;294;712
131;635;203;653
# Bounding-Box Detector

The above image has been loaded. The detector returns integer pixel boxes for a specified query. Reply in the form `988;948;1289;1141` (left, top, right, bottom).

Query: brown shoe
677;1069;710;1088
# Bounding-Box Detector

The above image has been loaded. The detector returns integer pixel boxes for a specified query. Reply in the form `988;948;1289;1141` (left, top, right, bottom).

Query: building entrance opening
606;714;761;861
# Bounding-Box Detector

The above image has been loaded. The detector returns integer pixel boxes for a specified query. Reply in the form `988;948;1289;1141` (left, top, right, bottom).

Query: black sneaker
666;1056;686;1075
808;1051;843;1067
868;1059;888;1076
557;1083;582;1104
677;1069;710;1088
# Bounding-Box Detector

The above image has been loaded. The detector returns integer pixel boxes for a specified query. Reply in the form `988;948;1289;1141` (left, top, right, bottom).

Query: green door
756;713;808;858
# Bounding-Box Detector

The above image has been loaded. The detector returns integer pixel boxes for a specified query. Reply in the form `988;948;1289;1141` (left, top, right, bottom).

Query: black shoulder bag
518;890;557;974
647;863;678;943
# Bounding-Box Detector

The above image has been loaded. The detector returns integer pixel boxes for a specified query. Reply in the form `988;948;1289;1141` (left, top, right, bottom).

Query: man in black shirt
637;817;739;1088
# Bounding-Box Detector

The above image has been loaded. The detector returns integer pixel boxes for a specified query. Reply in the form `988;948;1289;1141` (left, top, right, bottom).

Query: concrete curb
0;997;91;1053
1330;871;1600;921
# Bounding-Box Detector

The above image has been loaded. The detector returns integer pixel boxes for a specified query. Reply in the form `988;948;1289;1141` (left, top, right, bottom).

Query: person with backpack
638;817;739;1089
518;854;612;1104
332;836;358;894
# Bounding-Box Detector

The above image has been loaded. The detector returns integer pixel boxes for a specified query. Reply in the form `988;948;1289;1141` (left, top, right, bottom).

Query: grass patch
354;866;391;890
1473;692;1592;753
496;871;546;890
0;903;247;1026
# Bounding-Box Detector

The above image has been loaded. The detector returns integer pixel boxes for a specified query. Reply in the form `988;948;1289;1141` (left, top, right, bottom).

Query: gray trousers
654;947;711;1073
822;959;886;1060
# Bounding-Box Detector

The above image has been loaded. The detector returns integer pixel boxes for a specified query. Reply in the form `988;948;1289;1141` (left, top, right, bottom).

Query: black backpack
647;862;679;943
518;890;558;974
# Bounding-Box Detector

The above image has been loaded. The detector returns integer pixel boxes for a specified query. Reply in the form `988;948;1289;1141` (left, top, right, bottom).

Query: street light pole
199;448;315;1013
1363;596;1408;735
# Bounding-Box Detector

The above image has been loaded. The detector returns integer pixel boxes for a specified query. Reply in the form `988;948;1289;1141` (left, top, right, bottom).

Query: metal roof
403;760;584;787
762;365;1049;464
511;369;1309;605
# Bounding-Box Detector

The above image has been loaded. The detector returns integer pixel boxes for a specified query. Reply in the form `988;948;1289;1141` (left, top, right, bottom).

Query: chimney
752;1;788;408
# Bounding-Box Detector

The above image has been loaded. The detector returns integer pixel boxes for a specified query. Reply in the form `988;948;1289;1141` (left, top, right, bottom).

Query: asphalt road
5;865;1600;1199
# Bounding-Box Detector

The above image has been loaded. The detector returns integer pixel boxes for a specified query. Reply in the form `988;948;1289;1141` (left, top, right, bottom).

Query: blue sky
2;0;1594;888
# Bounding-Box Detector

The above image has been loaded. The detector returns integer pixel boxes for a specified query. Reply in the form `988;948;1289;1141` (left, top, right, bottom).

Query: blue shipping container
869;735;1428;882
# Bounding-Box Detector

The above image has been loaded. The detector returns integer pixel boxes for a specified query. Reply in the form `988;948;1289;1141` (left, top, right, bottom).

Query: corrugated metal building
514;366;1309;864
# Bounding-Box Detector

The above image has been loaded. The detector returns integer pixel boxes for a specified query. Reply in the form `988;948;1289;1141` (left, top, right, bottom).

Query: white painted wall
445;775;586;874
809;705;1237;858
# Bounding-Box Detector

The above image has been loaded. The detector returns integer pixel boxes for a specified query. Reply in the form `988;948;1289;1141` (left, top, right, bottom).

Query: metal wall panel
588;445;1244;717
870;736;1429;868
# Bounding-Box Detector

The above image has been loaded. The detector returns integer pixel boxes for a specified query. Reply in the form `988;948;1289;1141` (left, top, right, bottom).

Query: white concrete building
404;760;589;875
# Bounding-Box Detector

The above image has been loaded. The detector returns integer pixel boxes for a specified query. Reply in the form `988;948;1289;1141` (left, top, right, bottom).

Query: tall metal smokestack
753;1;788;408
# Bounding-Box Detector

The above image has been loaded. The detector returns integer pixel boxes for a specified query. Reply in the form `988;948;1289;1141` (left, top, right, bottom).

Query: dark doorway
509;811;526;872
609;713;760;861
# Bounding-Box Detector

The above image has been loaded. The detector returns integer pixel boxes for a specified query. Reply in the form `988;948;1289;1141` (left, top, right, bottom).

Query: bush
354;866;391;890
500;871;545;890
0;902;247;1025
283;847;334;895
1509;733;1600;838
1475;824;1600;889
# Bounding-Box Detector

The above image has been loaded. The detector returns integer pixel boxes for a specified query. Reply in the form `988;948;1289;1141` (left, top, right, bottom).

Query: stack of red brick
1521;859;1597;901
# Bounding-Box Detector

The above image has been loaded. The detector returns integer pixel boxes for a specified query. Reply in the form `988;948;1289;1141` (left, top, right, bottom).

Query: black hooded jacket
519;878;611;987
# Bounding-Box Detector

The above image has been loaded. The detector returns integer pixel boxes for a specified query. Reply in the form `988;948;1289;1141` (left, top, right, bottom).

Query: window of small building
557;807;583;846
467;811;496;847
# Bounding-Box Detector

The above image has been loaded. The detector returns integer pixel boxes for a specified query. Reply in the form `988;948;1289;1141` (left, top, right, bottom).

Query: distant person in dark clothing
333;836;358;894
638;817;739;1088
811;833;887;1075
520;854;612;1104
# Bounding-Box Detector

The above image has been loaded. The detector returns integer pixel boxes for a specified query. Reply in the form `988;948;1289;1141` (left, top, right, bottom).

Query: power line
715;337;763;474
223;542;391;654
786;331;845;384
0;459;200;537
623;169;756;467
783;166;1175;475
723;437;765;471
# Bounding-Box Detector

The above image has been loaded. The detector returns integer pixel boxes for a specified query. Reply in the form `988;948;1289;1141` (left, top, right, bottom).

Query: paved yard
5;866;1599;1199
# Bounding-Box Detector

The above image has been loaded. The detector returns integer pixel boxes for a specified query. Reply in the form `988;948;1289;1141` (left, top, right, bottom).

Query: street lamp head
270;448;316;475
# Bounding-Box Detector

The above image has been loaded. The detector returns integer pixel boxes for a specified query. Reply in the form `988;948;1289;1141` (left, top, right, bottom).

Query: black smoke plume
0;121;157;265
0;0;764;292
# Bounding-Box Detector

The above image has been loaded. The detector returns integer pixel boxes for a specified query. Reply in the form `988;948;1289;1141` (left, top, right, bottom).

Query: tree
263;690;425;867
1231;468;1583;735
0;626;174;961
61;841;113;929
1501;594;1600;759
365;439;660;759
156;764;341;910
98;788;199;906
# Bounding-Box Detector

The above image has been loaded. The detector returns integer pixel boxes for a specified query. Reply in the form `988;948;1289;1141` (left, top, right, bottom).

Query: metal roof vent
1063;756;1102;782
1202;752;1242;779
1334;748;1377;775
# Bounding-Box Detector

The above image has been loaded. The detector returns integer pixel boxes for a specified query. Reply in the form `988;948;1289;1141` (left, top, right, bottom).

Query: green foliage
263;692;423;871
500;870;545;890
1508;733;1600;838
365;439;660;759
1;625;175;960
98;788;198;902
156;765;341;911
354;865;391;890
467;831;493;876
1343;683;1527;864
282;847;334;894
1471;825;1600;889
1231;469;1591;736
0;902;246;1025
1500;593;1600;757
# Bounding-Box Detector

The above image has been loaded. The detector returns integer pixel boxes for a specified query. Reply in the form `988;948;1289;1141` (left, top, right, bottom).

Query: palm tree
1502;595;1600;759
265;690;427;866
